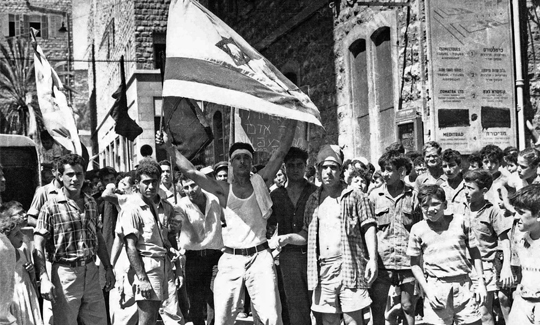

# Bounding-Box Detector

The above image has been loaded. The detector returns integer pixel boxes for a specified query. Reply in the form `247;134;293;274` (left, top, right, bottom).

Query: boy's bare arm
498;232;514;288
259;119;298;187
362;223;378;285
276;229;307;247
157;131;228;206
468;246;487;305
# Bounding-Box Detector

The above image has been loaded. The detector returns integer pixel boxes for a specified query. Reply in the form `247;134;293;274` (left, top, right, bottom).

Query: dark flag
163;96;213;160
111;56;142;141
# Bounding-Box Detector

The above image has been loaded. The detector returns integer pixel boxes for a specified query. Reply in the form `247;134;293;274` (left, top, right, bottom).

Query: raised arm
259;119;298;186
157;131;228;206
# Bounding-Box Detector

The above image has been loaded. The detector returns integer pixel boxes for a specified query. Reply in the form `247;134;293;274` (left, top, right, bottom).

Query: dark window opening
154;43;166;70
29;22;41;36
371;27;393;112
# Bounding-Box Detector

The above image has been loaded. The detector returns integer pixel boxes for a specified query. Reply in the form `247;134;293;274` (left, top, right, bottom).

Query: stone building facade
0;0;89;148
89;0;536;171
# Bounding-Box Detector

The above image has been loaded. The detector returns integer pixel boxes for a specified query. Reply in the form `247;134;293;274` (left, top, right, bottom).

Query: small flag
32;29;81;154
110;56;142;141
163;0;321;126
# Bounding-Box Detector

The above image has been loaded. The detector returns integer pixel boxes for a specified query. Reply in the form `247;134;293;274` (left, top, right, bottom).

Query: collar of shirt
374;182;413;202
56;188;94;209
311;181;353;203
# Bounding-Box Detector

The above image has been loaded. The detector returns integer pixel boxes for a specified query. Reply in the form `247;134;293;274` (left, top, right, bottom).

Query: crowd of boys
0;133;540;325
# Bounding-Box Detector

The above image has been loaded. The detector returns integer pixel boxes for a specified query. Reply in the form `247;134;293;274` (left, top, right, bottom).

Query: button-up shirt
175;190;224;250
463;201;512;262
304;184;376;290
27;179;62;216
369;183;421;270
437;175;467;217
119;195;175;258
269;180;318;236
35;189;100;263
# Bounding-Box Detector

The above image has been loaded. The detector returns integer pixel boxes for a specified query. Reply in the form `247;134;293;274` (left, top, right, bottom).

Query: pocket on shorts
142;257;163;272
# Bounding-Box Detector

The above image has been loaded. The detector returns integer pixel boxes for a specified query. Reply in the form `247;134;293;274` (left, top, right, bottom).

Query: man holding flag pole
159;1;321;324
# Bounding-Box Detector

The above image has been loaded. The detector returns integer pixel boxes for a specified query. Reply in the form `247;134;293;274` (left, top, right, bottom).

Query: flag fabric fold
163;0;321;126
110;56;143;142
32;29;82;154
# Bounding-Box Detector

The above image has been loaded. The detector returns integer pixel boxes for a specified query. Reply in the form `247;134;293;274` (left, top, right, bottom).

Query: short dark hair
464;169;493;190
58;154;86;175
135;159;162;181
284;147;308;163
422;141;442;156
385;142;405;154
158;160;171;167
305;165;316;178
406;151;422;162
441;149;462;166
178;172;191;185
480;144;504;163
116;171;136;186
510;184;540;216
378;150;411;173
229;142;255;157
468;151;483;168
348;168;371;188
504;152;517;165
413;156;425;167
503;146;518;156
99;166;117;180
518;148;540;167
418;184;446;205
342;159;352;171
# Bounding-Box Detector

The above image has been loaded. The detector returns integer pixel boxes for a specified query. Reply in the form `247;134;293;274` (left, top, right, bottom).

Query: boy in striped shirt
407;184;487;325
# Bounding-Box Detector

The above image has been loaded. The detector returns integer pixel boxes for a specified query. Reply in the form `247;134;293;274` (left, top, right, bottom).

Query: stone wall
212;0;337;163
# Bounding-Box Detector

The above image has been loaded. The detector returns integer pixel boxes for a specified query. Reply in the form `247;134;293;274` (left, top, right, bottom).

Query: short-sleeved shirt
369;183;421;270
175;190;224;251
304;183;376;290
464;201;512;262
437;175;467;217
119;195;175;258
514;231;540;298
407;214;479;278
27;180;62;216
35;189;100;263
269;180;318;235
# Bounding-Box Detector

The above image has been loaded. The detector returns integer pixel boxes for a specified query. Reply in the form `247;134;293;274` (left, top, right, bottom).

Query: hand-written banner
239;109;307;165
427;0;516;153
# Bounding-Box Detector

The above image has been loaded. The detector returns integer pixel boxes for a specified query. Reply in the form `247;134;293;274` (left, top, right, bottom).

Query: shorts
134;256;167;301
311;256;372;314
483;260;499;292
376;269;416;286
423;275;481;325
508;295;540;324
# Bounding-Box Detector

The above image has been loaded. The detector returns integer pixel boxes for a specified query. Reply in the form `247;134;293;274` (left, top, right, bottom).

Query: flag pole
158;50;177;204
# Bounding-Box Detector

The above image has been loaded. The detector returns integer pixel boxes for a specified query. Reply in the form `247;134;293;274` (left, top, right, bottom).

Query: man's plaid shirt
303;183;376;290
35;189;100;263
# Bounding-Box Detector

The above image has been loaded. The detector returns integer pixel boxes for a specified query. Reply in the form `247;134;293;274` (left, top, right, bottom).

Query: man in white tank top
157;119;297;325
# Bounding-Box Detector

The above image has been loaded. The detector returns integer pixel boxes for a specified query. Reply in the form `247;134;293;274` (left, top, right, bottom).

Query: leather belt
186;249;221;257
223;242;269;256
54;255;96;268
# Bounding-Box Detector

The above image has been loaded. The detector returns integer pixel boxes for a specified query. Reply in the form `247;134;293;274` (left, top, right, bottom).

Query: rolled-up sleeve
35;201;52;238
120;207;142;239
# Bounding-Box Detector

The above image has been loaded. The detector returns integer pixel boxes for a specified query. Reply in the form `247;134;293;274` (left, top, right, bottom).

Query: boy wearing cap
286;145;378;325
214;161;229;182
157;119;297;325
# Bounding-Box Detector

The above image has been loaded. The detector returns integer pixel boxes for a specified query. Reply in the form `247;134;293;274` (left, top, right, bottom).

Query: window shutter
2;14;9;37
41;15;48;39
15;15;20;37
22;14;29;37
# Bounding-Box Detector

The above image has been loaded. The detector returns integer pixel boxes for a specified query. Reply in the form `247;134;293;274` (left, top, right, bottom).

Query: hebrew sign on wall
427;0;516;153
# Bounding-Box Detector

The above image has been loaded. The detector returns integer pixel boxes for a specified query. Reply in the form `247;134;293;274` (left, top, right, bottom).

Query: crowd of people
0;124;540;325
